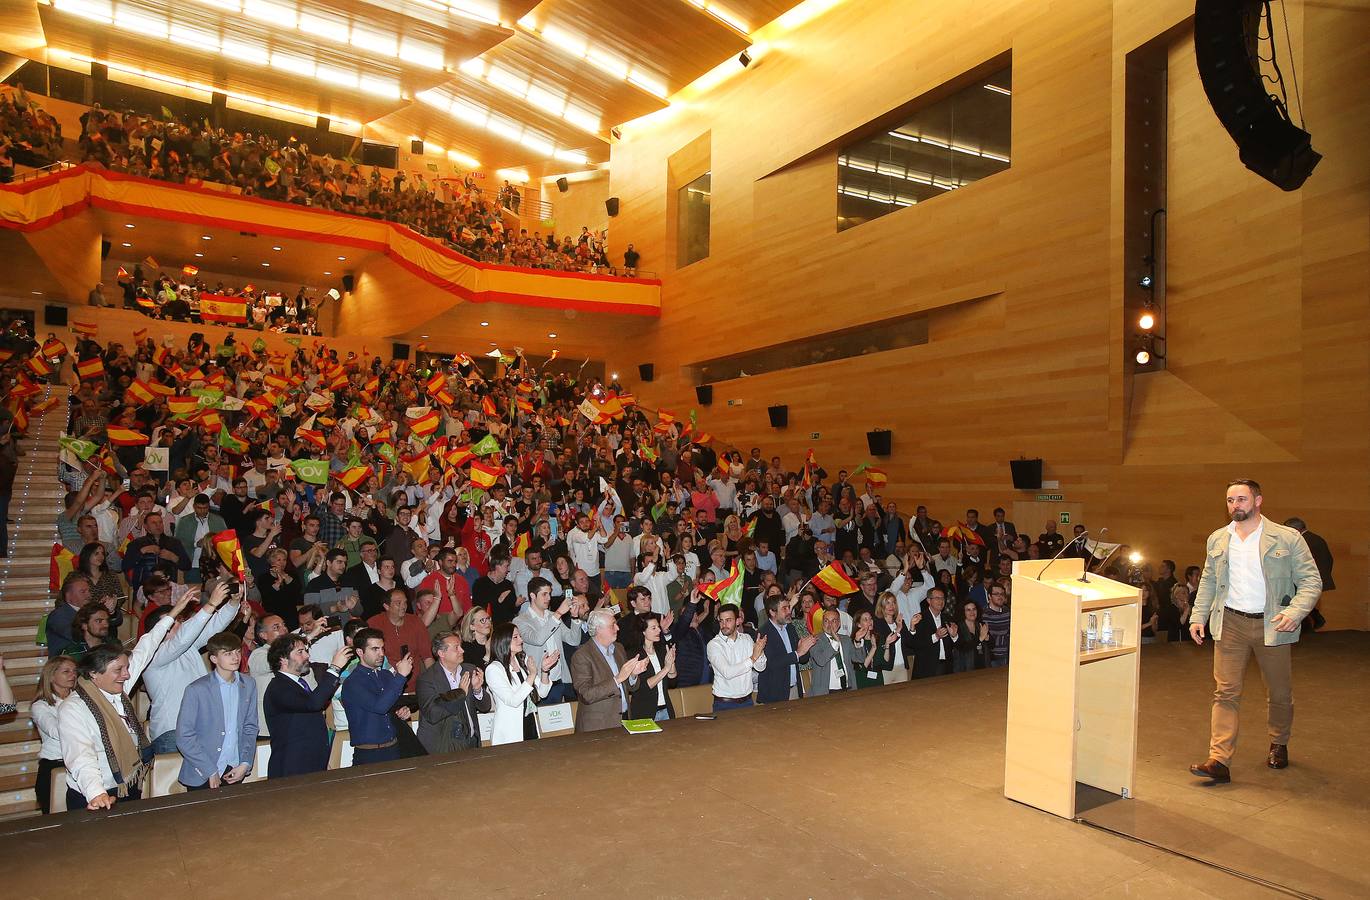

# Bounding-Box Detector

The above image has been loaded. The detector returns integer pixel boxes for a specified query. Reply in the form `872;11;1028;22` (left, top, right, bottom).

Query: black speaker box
638;363;653;382
1194;0;1321;190
1010;458;1044;490
43;304;68;326
410;139;423;155
866;429;891;457
392;342;410;360
556;177;569;193
767;405;788;428
606;196;619;217
100;240;111;259
695;384;713;406
341;274;355;292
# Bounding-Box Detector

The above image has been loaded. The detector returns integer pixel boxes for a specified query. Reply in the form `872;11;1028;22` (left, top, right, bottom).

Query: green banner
290;458;329;485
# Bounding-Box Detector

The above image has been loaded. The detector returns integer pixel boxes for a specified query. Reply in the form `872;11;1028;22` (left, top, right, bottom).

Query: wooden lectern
1004;558;1142;818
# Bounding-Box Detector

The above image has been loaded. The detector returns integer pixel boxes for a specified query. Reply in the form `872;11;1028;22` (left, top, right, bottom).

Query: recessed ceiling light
201;235;212;240
324;271;332;275
124;223;135;229
420;334;429;338
194;252;203;257
272;246;282;251
480;321;489;326
121;242;132;247
547;332;557;338
261;262;270;267
337;256;346;261
231;256;239;261
31;291;42;295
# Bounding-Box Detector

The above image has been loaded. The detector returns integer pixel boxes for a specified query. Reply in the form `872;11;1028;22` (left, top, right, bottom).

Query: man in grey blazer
176;632;259;790
1189;479;1322;784
808;609;859;696
416;632;491;754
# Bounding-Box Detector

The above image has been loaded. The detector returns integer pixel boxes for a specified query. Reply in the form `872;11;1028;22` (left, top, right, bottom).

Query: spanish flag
196;409;224;432
211;529;245;581
336;465;373;491
181;264;199;278
658;409;677;424
27;356;54;377
297;429;327;451
702;560;743;608
107;426;150;446
812;562;860;598
469;459;504;489
445;444;474;468
200;294;248;324
116;265;131;282
49;543;77;592
481;395;498;418
512;531;531;558
401;449;431;484
71;321;98;338
515;397;534;414
409;408;440;437
136;296;158;311
29;396;60;417
41;338;67;359
124;379;155;405
264;373;288;391
864;467;888;488
132;327;147;343
941;522;985;548
75;357;103;380
167;396;199;415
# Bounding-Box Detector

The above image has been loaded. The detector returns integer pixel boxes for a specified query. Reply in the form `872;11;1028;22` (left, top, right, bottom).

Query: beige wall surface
601;0;1369;628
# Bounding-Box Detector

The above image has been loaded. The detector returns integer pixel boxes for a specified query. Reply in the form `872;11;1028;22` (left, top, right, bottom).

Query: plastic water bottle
1086;614;1098;650
1100;611;1114;647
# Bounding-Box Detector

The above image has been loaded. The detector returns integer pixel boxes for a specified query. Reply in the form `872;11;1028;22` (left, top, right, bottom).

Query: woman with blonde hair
460;604;494;668
873;592;913;684
29;655;78;813
721;514;748;562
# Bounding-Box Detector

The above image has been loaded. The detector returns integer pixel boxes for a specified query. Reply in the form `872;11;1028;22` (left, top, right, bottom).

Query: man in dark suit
756;593;817;703
990;507;1018;554
262;634;351;778
1283;517;1333;630
908;588;956;679
965;509;997;559
416;632;491;754
570;609;646;732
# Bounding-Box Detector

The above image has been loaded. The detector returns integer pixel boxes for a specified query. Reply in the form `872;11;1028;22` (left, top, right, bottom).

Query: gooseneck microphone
1079;527;1109;582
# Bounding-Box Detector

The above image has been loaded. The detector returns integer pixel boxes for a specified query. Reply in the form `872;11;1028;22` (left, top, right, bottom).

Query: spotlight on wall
610;126;623;141
1138;272;1153;289
1138;303;1156;331
738;50;752;67
1134;335;1165;366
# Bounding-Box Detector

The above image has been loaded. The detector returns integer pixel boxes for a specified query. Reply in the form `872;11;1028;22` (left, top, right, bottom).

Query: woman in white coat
484;622;557;745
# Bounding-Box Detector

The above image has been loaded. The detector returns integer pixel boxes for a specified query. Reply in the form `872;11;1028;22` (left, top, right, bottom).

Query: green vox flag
59;436;98;460
471;433;501;456
290;458;329;485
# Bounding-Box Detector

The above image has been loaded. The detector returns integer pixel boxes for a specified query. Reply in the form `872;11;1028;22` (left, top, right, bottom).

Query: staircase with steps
0;389;64;820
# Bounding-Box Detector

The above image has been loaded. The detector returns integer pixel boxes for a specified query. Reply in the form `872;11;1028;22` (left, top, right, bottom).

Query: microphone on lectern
1035;529;1089;582
1079;527;1110;583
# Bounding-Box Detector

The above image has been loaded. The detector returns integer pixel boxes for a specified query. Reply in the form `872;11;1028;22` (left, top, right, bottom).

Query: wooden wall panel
600;0;1369;628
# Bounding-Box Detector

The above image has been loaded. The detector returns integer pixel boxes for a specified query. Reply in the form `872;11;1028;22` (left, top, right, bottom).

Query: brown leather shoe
1189;759;1231;783
1268;743;1289;769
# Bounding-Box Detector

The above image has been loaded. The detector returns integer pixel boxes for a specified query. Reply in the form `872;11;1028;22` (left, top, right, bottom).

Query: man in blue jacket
340;628;413;767
176;632;258;790
756;593;816;703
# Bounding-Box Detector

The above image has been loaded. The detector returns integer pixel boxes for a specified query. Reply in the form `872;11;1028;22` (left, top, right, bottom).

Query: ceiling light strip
416;89;589;164
517;19;669;99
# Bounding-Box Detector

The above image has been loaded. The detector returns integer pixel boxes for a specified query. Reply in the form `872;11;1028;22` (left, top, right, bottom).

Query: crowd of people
0;84;64;181
46;96;634;275
89;265;326;335
5;317;1333;816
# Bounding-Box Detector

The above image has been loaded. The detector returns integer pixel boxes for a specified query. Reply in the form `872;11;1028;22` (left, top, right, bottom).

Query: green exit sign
1059;512;1071;525
1036;492;1064;501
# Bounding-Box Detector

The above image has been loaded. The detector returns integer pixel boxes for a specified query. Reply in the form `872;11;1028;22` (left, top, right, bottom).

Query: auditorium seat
328;731;353;770
147;753;187;798
49;767;68;814
676;685;715;716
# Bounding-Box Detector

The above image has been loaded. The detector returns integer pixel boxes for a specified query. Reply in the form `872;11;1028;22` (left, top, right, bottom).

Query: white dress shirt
29;698;64;761
59;615;176;801
143;602;241;739
567;527;605;576
826;635;849;691
1226;520;1267;613
632;560;677;615
927;610;948;660
706;632;766;699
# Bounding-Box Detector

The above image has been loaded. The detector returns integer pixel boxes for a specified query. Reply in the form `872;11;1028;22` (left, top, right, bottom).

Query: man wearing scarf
58;591;192;810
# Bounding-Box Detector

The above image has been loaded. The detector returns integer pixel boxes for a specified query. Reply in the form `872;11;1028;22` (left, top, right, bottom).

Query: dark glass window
838;66;1011;230
677;171;711;267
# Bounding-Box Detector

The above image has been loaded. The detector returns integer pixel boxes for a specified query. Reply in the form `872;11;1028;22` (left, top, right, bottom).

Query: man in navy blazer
755;594;817;703
262;634;351;779
177;632;259;789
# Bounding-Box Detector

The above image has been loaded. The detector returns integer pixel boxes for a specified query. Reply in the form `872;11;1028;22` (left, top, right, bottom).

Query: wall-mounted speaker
392;342;410;360
1194;1;1321;190
695;384;713;406
1010;458;1044;490
866;429;891;457
606;197;620;217
43;304;68;326
341;274;355;292
410;139;424;155
100;240;111;260
556;177;569;193
767;405;788;428
637;363;653;382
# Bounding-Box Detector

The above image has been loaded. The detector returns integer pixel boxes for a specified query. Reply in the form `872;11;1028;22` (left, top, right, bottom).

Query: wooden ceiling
13;0;805;171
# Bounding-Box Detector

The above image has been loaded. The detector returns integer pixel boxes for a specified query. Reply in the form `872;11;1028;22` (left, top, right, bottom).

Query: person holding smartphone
340;628;413;767
175;631;257;790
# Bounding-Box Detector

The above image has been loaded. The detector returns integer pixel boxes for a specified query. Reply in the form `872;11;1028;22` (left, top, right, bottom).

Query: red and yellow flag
513;531;531;558
49;543;77;592
71;321;98;338
199;294;248;324
297;429;327;451
106;426;150;446
76;357;104;380
41;338;67;359
445;444;474;468
27;355;54;377
409;409;440;437
167;396;199;415
864;467;888;488
211;529;245;581
336;465;373;491
481;396;498;418
515;397;534;414
469;459;505;489
132;327;147;343
812;562;860;597
124;379;155;405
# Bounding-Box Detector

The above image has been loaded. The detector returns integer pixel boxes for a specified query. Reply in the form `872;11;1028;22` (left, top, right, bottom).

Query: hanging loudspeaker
638;363;653;382
767;405;788;428
556;177;569;193
866;429;891;457
695;384;713;406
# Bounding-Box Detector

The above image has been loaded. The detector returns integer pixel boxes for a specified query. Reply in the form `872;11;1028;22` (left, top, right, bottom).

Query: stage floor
4;633;1368;898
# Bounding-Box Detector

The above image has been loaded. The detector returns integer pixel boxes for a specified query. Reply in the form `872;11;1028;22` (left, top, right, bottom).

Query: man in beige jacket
1189;479;1322;784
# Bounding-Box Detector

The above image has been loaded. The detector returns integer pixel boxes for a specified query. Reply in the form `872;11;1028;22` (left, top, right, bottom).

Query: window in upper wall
677;171;712;267
837;66;1012;231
